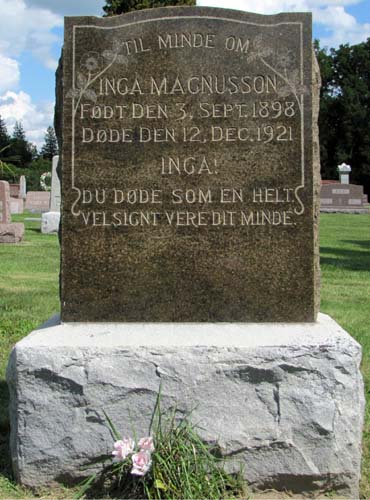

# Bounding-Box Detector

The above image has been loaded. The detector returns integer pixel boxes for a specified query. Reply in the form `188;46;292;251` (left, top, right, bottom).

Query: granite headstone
41;155;61;234
10;198;24;214
19;175;27;200
0;180;24;243
25;191;51;213
50;155;61;212
41;211;60;234
9;180;25;214
58;7;320;322
0;181;11;224
9;184;20;198
320;183;369;213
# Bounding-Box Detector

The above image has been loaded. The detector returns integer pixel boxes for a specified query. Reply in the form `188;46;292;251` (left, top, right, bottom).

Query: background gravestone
9;179;25;214
50;155;61;212
0;180;24;243
320;162;369;213
9;184;20;198
320;183;368;213
41;211;60;234
19;175;27;200
59;7;320;322
9;199;24;215
9;192;24;215
41;155;61;234
25;191;51;213
0;181;11;224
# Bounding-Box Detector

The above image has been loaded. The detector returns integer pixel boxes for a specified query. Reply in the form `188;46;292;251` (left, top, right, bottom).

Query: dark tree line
316;38;370;195
0;119;34;168
40;126;59;160
103;0;194;16
0;119;58;168
0;118;58;189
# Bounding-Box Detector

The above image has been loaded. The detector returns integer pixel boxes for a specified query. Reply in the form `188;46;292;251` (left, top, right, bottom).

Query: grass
319;214;370;498
0;212;369;498
0;212;60;499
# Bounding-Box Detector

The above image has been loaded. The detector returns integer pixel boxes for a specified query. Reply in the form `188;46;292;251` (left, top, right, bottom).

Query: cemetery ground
0;212;369;499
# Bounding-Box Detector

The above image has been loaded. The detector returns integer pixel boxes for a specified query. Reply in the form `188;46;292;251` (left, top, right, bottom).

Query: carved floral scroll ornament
247;34;307;112
67;38;128;117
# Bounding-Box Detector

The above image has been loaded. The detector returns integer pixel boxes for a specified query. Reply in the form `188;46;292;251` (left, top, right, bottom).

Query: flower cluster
40;171;51;191
112;436;154;477
80;51;102;72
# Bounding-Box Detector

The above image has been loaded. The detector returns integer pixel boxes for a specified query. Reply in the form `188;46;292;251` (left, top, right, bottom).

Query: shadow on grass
320;241;370;271
0;379;12;480
341;239;370;250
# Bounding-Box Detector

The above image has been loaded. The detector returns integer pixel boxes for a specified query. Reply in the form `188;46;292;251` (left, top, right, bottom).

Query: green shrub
0;158;51;191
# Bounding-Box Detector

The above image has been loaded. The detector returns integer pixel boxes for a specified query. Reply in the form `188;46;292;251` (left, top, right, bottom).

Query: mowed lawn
319;214;370;498
0;212;369;498
0;214;60;499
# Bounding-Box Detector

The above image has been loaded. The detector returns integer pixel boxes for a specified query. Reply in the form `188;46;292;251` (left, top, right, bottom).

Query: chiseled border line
72;17;305;189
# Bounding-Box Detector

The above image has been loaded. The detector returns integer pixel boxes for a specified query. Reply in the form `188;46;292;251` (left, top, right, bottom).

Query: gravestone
7;8;364;498
60;7;320;322
320;183;369;213
19;175;27;200
41;156;61;233
41;211;60;234
320;163;369;213
10;198;24;215
0;180;24;243
9;184;20;198
25;191;51;213
50;155;61;212
9;183;24;214
0;181;11;224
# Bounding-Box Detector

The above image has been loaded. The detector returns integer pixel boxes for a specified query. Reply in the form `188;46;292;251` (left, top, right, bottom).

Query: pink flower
131;450;152;476
112;438;135;461
138;436;154;452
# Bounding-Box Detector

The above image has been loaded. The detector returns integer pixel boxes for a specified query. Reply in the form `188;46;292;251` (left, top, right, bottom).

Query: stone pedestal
7;314;364;498
0;223;24;243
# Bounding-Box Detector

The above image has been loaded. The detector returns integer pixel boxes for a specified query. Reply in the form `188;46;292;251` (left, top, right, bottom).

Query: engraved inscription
98;74;278;96
332;188;350;194
161;156;217;175
71;24;304;226
158;32;216;49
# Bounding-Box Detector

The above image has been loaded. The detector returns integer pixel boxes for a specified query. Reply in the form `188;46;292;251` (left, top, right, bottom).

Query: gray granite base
7;314;364;497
